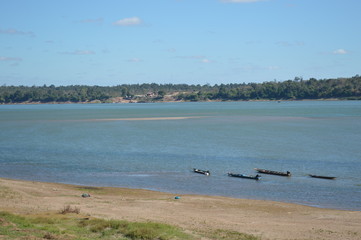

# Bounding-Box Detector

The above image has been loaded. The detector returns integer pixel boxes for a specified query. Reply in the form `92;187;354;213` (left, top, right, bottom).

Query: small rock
81;193;91;198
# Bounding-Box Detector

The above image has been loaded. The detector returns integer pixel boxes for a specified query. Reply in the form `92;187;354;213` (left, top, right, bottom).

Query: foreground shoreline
1;177;360;240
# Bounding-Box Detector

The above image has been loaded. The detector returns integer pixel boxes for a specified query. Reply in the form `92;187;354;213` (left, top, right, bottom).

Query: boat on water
228;172;261;180
254;168;291;176
193;168;210;176
309;174;336;180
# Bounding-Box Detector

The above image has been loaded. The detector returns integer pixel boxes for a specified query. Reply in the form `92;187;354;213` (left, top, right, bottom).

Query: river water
0;101;360;210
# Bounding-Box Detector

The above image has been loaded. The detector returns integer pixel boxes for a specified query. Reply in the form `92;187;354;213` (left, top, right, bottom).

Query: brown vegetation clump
58;205;80;215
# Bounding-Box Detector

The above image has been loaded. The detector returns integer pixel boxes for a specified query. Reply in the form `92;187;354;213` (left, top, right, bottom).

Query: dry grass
58;205;80;215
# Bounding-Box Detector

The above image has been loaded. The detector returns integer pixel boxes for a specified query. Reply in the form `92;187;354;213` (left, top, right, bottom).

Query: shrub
58;205;80;214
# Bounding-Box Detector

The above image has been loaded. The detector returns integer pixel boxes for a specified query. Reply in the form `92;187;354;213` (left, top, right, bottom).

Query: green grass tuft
206;229;260;240
0;211;193;239
79;218;192;239
0;211;261;239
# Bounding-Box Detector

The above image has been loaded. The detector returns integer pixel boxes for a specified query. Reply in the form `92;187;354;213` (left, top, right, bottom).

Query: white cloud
333;49;347;55
220;0;265;3
113;17;142;26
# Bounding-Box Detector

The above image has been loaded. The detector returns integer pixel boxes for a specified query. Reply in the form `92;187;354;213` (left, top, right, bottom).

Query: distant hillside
1;75;360;104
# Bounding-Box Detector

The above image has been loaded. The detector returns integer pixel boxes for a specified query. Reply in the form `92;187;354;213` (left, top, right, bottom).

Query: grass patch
78;218;192;239
0;211;193;240
0;211;45;239
0;211;260;240
205;229;260;240
76;186;104;193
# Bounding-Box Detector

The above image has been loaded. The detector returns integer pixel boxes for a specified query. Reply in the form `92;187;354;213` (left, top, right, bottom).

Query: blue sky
0;0;360;86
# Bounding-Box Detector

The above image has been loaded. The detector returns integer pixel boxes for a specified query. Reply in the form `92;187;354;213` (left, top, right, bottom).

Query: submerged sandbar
88;116;204;121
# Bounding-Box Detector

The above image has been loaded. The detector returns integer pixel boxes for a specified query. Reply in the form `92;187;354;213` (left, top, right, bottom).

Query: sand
0;177;360;240
86;116;204;121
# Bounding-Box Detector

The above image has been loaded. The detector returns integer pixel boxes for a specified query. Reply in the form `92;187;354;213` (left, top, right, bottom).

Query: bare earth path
1;178;360;240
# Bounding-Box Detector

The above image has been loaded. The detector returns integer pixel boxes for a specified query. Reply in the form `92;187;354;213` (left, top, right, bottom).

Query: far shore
0;98;351;105
1;177;360;240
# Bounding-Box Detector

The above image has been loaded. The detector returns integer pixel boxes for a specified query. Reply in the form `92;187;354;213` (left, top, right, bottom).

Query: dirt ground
0;177;360;240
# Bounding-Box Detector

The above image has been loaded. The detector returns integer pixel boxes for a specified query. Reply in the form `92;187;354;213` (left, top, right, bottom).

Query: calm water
1;101;361;210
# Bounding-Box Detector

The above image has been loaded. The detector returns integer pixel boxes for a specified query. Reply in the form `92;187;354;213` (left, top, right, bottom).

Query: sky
0;0;360;86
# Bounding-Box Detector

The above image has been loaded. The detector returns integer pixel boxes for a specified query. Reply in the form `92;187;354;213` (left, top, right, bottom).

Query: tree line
1;75;360;104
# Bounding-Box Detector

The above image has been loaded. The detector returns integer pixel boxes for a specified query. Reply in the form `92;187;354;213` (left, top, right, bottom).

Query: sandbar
51;116;205;122
88;116;204;121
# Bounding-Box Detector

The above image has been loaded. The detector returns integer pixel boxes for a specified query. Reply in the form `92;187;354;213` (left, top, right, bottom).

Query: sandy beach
0;178;360;240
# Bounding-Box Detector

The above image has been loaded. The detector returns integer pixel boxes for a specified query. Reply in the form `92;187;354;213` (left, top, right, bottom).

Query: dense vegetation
1;75;360;104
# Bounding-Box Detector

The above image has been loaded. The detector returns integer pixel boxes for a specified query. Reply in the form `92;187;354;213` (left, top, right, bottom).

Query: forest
0;75;360;104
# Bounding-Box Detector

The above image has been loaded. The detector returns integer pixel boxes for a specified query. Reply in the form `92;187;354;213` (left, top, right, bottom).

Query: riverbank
0;97;352;105
0;178;360;240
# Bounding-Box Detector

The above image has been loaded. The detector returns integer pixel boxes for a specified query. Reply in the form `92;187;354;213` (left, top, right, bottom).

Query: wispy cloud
60;50;95;55
276;41;304;47
201;58;213;63
80;18;104;24
113;17;142;26
176;55;206;59
127;58;142;62
0;56;22;66
239;63;262;71
245;40;262;45
176;55;213;63
0;28;35;37
0;56;22;62
232;63;278;72
220;0;265;3
267;65;280;70
333;49;347;55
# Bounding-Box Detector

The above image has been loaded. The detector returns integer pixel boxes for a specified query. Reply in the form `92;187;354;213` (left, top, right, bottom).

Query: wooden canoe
254;168;291;176
228;172;260;180
309;174;336;180
193;168;210;176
